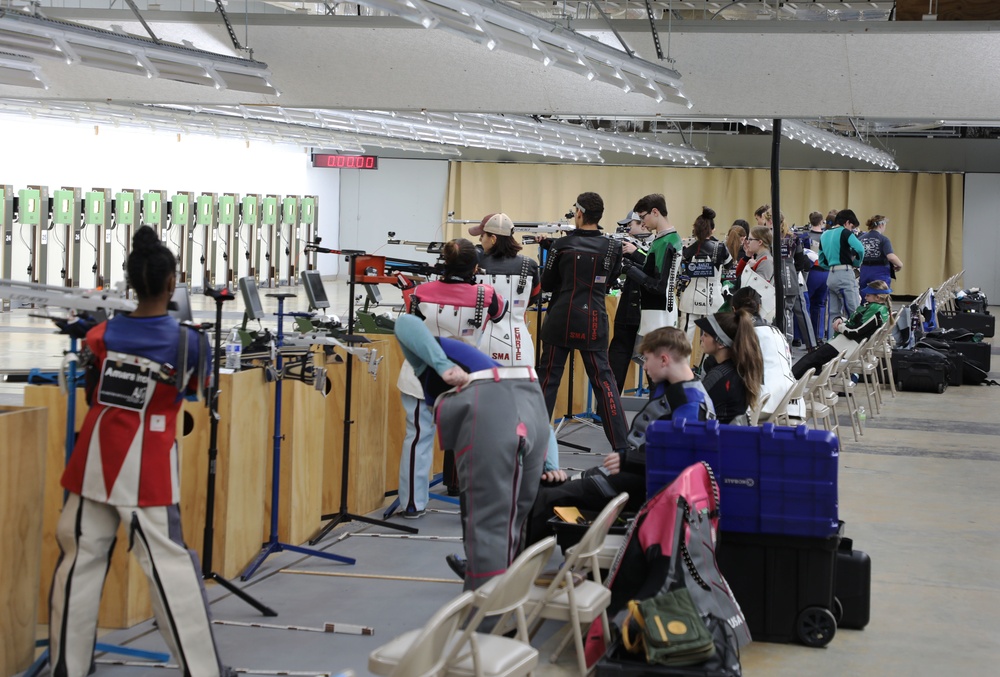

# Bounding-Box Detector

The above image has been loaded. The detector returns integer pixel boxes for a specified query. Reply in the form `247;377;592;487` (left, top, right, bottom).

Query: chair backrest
809;353;840;392
387;591;475;677
569;492;630;561
748;392;771;426
471;536;558;619
770;368;814;423
844;337;868;364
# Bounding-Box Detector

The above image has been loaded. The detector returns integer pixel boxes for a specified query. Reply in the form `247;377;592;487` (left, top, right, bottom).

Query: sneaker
446;553;467;579
402;508;426;519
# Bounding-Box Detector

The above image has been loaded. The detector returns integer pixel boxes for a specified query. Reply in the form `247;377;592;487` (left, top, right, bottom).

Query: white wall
962;175;1000;302
0;115;341;288
338;158;450;273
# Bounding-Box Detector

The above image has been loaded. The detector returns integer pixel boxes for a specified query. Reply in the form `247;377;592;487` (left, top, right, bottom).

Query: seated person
525;327;715;545
792;280;892;380
730;287;804;419
693;309;763;425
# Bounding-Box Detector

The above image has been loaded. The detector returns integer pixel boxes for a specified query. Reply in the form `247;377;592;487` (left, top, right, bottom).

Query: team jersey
61;314;208;507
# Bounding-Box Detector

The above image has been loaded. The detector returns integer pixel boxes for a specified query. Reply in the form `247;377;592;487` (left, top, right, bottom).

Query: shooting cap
694;314;733;348
617;211;641;227
469;212;514;237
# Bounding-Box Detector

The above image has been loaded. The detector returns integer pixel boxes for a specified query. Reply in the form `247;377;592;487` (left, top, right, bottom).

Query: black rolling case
716;530;840;648
937;310;995;338
891;348;950;393
835;537;871;630
921;335;992;384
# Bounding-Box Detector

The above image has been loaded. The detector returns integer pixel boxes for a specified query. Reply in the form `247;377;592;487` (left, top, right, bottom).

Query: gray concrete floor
4;287;1000;676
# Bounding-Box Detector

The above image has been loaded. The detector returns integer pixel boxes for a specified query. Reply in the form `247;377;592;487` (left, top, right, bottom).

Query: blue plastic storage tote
645;419;839;538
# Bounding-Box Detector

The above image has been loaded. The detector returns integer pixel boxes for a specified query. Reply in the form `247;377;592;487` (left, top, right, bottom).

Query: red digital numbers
312;154;379;169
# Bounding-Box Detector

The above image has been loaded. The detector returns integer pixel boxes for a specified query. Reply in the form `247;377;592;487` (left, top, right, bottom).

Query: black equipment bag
908;344;963;386
956;291;989;313
891;348;950;393
835;537;871;630
936;310;995;338
920;335;992;385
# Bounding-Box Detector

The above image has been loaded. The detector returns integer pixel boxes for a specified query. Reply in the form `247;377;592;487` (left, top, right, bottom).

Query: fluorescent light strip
163;106;708;164
169;105;605;162
747;118;898;170
349;0;690;107
0;99;463;156
0;11;276;95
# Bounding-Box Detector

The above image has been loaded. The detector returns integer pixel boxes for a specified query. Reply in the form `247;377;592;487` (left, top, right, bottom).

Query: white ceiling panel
0;16;998;121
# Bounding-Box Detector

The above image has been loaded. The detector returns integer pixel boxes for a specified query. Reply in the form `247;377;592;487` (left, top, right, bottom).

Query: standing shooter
537;192;629;453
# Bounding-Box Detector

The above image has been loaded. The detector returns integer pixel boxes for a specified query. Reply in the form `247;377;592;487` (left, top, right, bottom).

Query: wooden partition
0;405;47;676
180;370;270;580
24;385;152;628
324;339;390;517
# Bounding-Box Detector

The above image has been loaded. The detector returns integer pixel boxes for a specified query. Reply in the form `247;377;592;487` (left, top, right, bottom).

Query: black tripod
202;287;277;613
552;351;603;453
309;248;417;544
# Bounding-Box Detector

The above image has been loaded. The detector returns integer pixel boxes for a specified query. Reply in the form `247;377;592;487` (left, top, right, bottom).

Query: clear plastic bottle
224;328;242;371
858;406;866;426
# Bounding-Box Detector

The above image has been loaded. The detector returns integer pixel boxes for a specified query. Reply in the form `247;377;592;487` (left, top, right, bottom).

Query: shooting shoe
446;553;467;580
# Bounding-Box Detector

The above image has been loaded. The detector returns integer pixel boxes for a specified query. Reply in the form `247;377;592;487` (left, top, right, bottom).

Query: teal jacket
819;226;864;269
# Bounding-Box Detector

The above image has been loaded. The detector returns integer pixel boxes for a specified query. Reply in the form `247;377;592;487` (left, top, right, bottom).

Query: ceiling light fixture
167;106;708;164
0;99;463;156
348;0;691;107
0;49;46;89
747;118;899;170
0;10;277;95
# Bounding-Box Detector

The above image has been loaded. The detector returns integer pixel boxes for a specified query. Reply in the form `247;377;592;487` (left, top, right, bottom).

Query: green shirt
649;229;682;273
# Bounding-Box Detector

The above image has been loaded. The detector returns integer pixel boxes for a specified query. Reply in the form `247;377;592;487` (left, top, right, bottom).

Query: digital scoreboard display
311;154;379;169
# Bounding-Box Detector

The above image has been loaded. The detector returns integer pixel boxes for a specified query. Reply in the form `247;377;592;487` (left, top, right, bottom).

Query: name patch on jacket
97;362;151;411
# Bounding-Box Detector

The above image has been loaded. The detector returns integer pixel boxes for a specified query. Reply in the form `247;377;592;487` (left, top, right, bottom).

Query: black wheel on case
936;382;945;394
796;606;837;647
896;381;904;391
832;597;844;626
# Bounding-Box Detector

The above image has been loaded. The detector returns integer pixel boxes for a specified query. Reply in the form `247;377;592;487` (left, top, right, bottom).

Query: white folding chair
805;355;840;438
525;493;629;676
768;368;814;427
369;591;476;677
748;392;771;426
830;345;864;441
850;336;883;416
370;537;557;677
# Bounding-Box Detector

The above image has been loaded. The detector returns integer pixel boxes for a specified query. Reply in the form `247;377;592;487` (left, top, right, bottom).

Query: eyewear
638;211;650;220
572;202;586;214
746;237;760;242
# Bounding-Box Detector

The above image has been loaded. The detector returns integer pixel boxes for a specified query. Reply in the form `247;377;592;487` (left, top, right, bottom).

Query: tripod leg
240;542;281;581
208;572;278;616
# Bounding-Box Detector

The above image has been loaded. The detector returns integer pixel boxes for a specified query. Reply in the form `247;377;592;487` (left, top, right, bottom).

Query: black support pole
771;119;785;329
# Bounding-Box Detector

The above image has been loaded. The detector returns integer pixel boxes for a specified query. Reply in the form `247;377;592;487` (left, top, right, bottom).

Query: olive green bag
621;587;716;666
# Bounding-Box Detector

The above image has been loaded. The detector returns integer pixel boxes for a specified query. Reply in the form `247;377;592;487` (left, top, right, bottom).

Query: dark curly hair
127;226;177;299
442;238;479;280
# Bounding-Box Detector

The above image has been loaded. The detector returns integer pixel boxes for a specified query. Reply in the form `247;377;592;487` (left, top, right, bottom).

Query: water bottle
858;406;866;426
224;328;242;371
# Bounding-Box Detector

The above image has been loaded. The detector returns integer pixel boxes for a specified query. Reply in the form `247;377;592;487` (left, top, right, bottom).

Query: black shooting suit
538;228;629;450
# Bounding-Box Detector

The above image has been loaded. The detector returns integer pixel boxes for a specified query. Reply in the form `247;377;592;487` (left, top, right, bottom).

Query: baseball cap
468;212;514;237
617;211;641;227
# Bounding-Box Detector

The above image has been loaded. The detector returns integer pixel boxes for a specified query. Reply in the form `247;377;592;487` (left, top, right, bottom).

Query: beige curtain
445;163;963;296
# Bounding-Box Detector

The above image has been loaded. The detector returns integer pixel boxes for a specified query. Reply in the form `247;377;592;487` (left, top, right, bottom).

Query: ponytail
730;309;763;411
706;310;764;411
